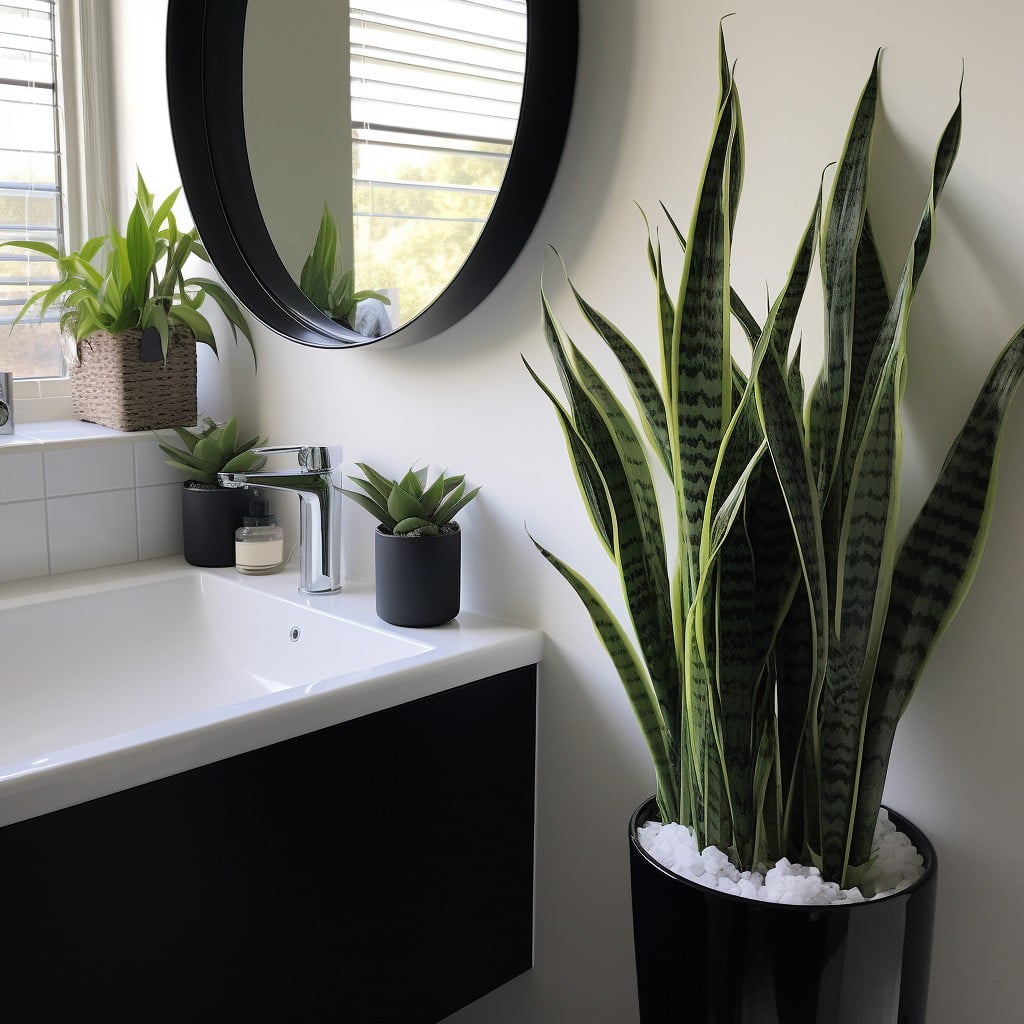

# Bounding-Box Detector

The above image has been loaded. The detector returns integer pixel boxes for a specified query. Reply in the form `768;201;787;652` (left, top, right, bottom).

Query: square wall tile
44;443;135;497
46;490;139;574
135;439;189;487
137;483;184;559
0;501;49;582
0;451;45;503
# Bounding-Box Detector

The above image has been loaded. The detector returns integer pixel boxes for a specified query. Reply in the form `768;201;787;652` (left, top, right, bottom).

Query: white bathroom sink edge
0;557;543;828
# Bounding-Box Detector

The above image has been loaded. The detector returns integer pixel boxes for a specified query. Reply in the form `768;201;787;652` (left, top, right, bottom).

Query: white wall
114;1;1024;1020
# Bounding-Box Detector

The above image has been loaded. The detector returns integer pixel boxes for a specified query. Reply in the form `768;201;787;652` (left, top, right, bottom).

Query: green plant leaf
340;487;396;530
530;531;678;818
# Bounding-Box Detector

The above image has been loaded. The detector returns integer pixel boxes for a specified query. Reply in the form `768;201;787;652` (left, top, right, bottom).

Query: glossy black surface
0;666;537;1021
375;524;461;627
165;0;578;349
629;798;937;1024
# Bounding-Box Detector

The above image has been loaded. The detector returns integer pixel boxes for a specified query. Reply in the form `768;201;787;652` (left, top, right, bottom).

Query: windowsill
0;418;168;452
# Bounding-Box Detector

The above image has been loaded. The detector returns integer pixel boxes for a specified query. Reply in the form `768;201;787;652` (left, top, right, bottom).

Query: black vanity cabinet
0;666;537;1022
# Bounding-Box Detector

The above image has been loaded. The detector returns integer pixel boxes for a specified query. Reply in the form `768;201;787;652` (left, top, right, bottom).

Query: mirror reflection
243;0;527;338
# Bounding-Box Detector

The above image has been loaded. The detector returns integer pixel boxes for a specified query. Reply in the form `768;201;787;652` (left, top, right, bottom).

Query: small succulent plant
343;463;480;536
157;416;267;486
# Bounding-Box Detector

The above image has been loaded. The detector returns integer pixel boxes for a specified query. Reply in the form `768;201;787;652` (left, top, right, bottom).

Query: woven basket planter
71;327;198;432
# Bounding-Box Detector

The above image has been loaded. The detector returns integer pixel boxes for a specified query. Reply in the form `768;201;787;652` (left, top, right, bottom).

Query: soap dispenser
234;496;285;575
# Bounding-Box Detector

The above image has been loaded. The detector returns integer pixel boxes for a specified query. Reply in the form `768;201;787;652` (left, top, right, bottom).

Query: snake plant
343;463;480;536
526;27;1024;889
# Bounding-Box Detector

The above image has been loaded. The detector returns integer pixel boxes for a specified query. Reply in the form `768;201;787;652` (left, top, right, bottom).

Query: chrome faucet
219;445;343;594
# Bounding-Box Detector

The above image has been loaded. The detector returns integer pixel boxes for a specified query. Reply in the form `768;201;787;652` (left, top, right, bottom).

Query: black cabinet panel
0;666;537;1022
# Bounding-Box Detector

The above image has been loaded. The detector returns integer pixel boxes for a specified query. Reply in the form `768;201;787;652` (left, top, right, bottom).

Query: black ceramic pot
181;483;250;567
374;524;461;627
629;797;937;1024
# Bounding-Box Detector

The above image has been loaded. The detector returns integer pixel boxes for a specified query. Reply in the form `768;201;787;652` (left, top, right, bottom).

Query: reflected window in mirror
243;0;526;338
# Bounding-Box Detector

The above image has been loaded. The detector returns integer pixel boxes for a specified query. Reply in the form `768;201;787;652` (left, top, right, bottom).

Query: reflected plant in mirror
299;206;391;338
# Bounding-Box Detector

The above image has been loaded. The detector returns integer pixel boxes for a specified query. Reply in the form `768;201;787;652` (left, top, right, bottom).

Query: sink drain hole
289;627;301;642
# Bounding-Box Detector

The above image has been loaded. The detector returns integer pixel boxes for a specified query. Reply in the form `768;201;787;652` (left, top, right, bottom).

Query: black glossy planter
181;483;250;567
374;524;461;627
629;797;937;1024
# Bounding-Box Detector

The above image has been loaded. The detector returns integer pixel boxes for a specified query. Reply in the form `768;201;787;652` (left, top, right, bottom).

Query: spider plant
300;205;390;329
1;171;254;364
526;27;1024;890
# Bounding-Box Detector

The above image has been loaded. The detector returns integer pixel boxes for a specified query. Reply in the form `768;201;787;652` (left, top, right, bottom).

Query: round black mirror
166;0;578;349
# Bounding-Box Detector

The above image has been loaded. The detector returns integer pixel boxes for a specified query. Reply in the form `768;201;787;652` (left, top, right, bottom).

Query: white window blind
350;0;526;322
0;0;66;378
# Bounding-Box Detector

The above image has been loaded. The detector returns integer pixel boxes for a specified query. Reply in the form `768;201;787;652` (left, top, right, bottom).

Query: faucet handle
253;445;342;472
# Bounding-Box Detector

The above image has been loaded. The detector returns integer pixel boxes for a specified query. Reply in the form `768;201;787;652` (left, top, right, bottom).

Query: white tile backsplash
44;443;136;497
0;425;185;582
0;501;49;582
0;452;45;503
137;483;184;559
134;439;188;487
47;490;140;573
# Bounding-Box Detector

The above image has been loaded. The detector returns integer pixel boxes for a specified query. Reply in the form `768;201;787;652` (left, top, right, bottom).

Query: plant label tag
139;326;164;362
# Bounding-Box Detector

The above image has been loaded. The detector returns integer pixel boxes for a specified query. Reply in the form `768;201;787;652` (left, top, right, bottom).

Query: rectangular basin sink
1;571;429;766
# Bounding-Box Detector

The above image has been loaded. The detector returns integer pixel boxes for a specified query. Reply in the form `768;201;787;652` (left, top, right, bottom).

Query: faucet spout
219;446;343;595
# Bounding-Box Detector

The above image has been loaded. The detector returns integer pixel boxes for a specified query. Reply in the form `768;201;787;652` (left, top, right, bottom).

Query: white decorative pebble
636;808;925;906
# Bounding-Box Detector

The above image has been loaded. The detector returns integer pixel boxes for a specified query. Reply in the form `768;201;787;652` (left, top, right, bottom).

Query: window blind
349;0;526;320
0;0;65;376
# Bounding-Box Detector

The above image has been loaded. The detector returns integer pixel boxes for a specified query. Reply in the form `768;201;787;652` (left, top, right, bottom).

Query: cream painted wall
112;1;1024;1020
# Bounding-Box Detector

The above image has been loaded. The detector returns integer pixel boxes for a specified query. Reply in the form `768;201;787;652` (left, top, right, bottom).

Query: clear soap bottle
235;497;285;575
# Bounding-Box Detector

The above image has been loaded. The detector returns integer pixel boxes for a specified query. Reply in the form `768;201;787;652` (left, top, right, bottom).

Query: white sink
0;558;542;827
1;572;428;764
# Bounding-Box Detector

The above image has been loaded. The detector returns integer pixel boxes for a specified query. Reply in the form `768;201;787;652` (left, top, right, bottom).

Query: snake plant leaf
755;343;830;829
530;532;679;820
672;71;738;590
524;355;614;553
561;265;672;476
635;205;678;396
851;322;1024;865
846;88;963;480
542;288;656;582
809;50;879;502
557;333;680;740
817;631;866;882
658;200;762;351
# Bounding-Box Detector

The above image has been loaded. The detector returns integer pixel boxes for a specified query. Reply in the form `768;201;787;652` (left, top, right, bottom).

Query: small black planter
374;524;461;627
181;483;250;567
629;797;937;1024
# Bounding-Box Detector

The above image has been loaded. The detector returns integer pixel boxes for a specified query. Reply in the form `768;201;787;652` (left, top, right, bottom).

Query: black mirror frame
166;0;578;350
